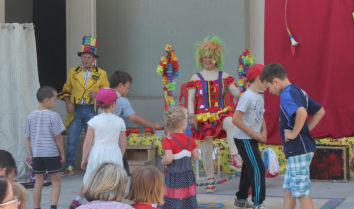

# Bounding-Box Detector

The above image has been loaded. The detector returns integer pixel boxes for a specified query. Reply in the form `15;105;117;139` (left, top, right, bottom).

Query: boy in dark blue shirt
260;63;325;209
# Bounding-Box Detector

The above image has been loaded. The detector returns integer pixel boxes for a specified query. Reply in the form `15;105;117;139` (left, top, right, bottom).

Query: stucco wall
96;0;250;126
97;0;249;97
3;1;265;127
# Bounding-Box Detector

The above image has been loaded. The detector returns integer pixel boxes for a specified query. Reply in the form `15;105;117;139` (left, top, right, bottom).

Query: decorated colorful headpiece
237;49;255;94
195;36;225;70
78;36;99;57
156;44;180;108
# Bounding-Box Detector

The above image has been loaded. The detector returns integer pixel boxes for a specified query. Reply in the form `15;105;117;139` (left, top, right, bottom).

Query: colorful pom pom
156;44;180;108
237;49;255;94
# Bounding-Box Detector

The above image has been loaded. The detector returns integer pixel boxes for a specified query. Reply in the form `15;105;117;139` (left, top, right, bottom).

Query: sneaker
234;199;253;208
69;199;81;209
205;177;216;193
253;204;266;209
230;154;243;172
63;165;75;176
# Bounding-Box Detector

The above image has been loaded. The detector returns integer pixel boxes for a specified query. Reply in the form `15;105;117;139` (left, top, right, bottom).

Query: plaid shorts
283;152;314;197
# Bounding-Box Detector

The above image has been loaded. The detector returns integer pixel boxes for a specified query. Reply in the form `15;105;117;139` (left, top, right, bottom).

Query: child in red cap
70;88;127;208
232;64;268;209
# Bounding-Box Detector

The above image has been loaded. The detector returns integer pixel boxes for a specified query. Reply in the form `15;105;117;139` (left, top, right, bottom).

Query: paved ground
24;171;354;209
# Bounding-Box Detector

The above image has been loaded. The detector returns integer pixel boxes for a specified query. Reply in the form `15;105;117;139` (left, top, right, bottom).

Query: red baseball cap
96;88;117;107
246;64;264;81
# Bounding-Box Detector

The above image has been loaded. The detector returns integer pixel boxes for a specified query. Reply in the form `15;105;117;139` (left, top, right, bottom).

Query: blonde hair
83;163;127;202
164;106;187;133
12;183;28;209
126;165;163;205
12;182;28;203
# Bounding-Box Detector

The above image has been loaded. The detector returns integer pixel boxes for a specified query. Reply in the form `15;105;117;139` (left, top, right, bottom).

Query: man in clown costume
58;36;109;175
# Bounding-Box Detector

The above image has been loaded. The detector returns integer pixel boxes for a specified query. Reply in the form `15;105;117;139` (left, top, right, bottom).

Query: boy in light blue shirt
109;71;163;174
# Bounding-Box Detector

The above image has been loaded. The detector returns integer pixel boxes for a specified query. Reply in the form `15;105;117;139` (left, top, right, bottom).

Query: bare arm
119;131;127;156
187;88;196;115
284;107;307;142
27;137;33;160
261;119;267;143
187;88;197;128
128;114;163;129
223;72;240;98
162;150;173;165
64;97;74;113
187;74;199;115
187;74;200;128
191;148;200;161
232;110;266;143
81;126;94;170
308;107;325;131
60;70;74;113
228;83;240;98
55;134;65;164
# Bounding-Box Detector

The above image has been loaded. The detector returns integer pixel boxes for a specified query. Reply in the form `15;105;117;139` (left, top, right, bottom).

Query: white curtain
0;23;40;178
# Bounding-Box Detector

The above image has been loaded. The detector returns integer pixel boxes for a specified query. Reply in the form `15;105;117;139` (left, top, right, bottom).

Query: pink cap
246;64;264;81
96;88;117;107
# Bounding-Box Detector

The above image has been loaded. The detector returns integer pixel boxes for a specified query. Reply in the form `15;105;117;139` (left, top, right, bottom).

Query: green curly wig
195;36;226;70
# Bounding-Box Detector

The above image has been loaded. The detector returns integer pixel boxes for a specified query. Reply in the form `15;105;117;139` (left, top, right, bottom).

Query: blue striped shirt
25;109;65;157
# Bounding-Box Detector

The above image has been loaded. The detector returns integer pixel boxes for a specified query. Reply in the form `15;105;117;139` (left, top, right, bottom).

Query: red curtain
264;0;354;144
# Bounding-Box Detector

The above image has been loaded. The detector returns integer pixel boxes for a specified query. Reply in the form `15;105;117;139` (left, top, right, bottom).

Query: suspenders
170;136;190;150
196;72;225;108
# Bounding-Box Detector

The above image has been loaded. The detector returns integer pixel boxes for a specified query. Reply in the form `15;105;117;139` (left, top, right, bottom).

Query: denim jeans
65;104;95;167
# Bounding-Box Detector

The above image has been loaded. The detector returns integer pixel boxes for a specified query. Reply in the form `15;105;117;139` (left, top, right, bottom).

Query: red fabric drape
264;0;354;144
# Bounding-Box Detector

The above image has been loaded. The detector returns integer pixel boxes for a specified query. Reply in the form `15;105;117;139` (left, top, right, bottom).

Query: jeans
65;104;95;167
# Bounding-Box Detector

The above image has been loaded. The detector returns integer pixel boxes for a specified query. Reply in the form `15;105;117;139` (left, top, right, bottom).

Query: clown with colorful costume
58;36;109;176
187;36;242;192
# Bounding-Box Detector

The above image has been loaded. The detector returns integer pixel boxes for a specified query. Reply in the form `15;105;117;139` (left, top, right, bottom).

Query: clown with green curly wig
195;36;225;70
186;36;242;193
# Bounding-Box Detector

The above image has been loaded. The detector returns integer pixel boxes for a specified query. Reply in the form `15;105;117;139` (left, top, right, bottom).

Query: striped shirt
25;109;65;157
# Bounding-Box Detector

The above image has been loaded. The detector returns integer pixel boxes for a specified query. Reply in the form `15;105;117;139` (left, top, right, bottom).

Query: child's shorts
32;156;63;174
283;152;314;197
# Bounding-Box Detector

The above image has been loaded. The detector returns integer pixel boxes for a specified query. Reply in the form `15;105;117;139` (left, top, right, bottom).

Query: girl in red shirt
161;106;199;209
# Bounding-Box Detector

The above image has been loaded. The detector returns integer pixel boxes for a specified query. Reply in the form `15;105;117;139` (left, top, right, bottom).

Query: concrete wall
249;0;264;64
97;0;249;96
96;0;250;125
2;1;265;127
66;0;96;71
0;0;4;23
4;0;32;23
